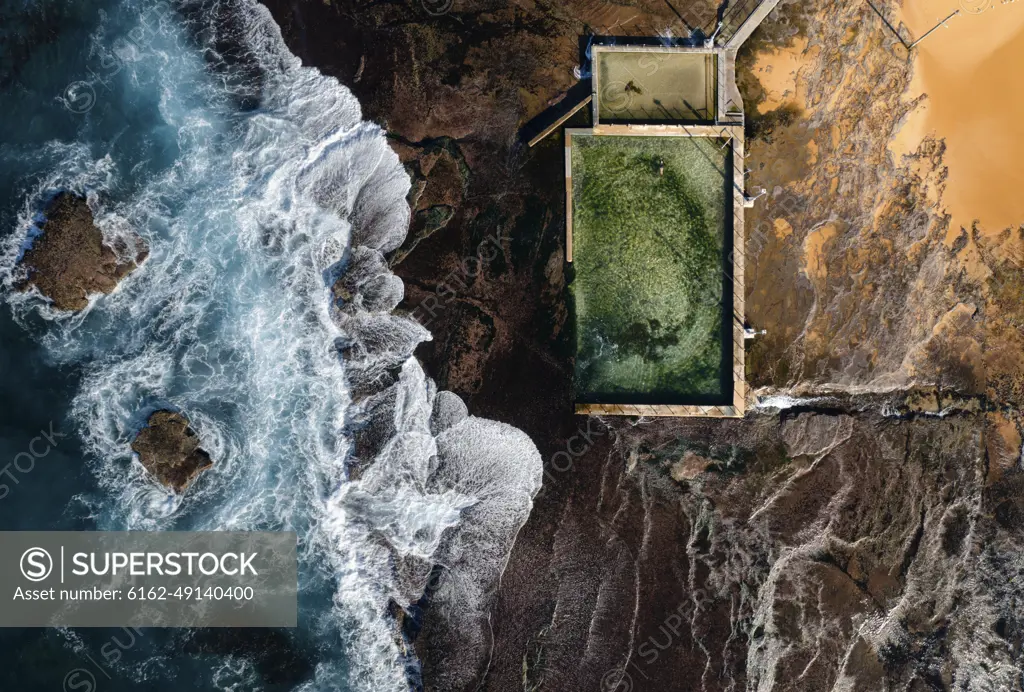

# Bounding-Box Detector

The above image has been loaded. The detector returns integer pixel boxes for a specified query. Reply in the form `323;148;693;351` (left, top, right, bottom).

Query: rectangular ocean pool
568;132;734;408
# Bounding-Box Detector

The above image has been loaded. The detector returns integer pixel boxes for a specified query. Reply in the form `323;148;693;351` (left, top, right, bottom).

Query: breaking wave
0;0;541;689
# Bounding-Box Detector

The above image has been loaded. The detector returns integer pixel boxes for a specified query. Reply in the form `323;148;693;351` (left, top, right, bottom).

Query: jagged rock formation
17;193;148;311
739;1;1024;404
257;0;1024;689
131;410;213;493
484;405;1024;691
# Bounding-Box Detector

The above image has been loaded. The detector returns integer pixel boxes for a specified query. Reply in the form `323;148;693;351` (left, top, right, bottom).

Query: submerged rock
131;411;213;493
17;193;148;311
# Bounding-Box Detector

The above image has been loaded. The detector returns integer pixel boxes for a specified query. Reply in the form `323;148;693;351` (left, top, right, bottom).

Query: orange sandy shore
752;1;1024;243
894;0;1024;239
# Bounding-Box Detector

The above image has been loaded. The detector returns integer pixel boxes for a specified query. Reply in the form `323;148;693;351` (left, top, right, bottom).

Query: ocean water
0;1;541;689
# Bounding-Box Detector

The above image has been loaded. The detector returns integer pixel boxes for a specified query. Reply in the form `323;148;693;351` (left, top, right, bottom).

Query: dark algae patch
570;135;730;404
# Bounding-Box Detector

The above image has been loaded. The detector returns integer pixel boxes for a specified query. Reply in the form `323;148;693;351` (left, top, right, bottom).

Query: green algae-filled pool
570;134;732;405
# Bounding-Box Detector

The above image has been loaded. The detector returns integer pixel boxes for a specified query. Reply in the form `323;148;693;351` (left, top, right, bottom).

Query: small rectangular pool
595;49;717;123
568;132;735;409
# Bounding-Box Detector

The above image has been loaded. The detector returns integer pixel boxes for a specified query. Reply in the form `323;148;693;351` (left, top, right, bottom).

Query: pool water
596;51;717;123
570;134;733;405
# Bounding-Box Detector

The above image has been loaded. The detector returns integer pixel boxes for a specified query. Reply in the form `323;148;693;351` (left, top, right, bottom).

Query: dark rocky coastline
17;193;147;312
259;0;1024;690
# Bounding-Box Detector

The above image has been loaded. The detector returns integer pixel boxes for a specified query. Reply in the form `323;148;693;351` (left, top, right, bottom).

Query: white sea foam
0;0;542;689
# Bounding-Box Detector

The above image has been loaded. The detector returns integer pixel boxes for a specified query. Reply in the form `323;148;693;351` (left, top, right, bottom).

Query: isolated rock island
17;192;148;311
131;411;213;493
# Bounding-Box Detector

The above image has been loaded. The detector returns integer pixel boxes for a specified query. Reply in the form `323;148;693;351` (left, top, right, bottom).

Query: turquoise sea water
0;1;541;689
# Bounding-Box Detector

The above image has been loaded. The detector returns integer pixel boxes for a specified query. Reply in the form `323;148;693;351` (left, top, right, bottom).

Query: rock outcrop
256;0;1024;689
738;1;1024;402
131;410;213;493
17;193;148;311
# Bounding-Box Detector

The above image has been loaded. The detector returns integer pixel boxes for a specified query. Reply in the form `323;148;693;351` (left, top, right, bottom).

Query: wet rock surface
488;408;1024;691
258;0;1024;689
131;410;213;493
738;1;1024;403
17;193;148;311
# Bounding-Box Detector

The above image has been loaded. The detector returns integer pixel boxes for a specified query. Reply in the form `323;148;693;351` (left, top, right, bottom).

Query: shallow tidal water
896;0;1024;238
